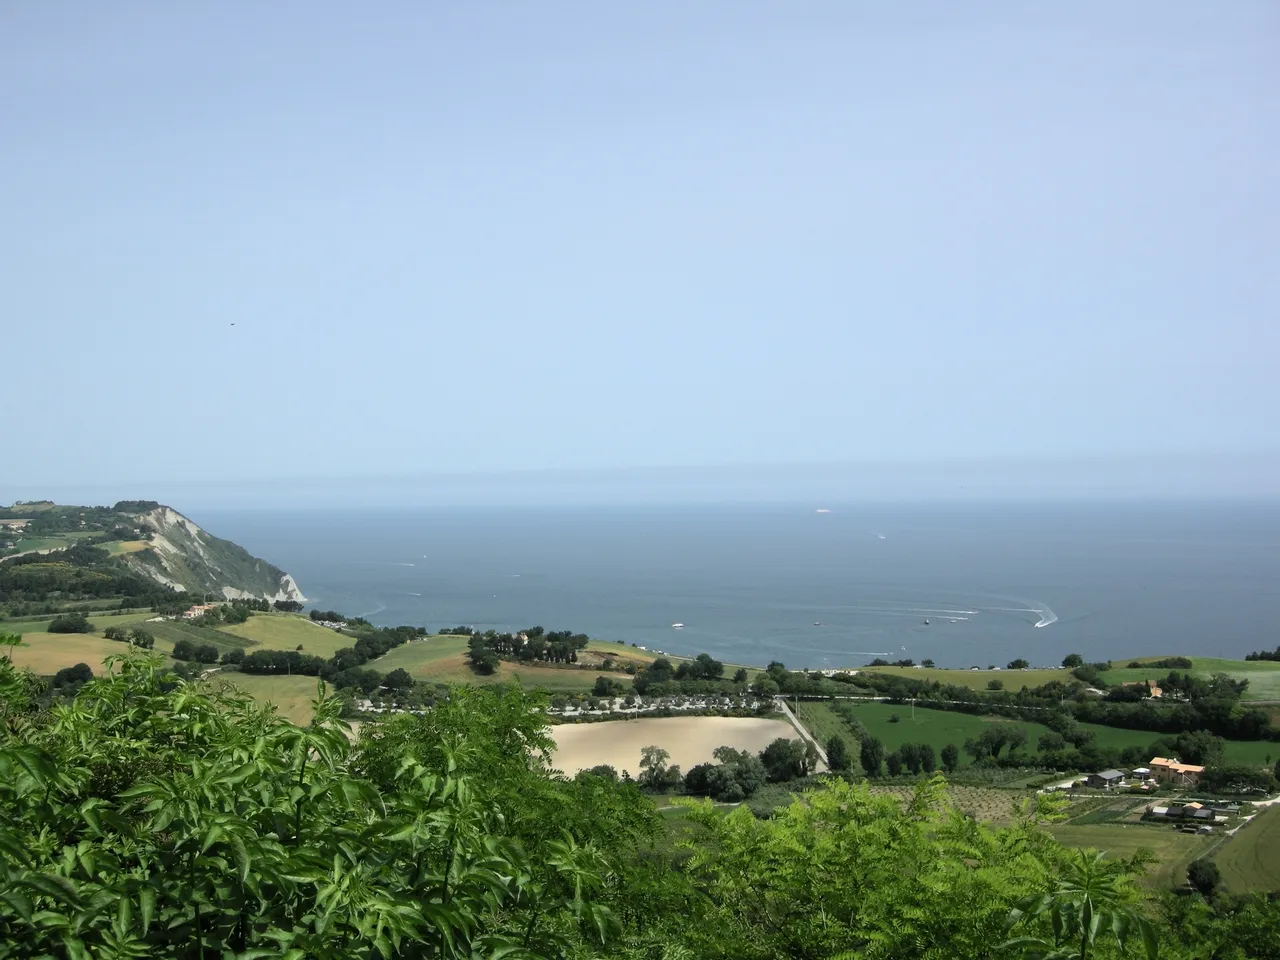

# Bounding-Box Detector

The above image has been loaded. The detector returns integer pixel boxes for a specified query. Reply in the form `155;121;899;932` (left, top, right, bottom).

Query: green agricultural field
794;701;855;748
144;619;253;655
216;673;325;726
1106;657;1280;702
854;665;1070;691
4;632;173;674
2;536;72;556
219;614;352;657
375;635;657;693
829;700;1054;762
1048;823;1214;891
4;611;152;637
1213;805;1280;894
801;700;1273;769
1078;721;1276;767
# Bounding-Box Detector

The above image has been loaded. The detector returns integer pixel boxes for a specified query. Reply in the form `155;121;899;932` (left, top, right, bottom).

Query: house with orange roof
1149;757;1204;787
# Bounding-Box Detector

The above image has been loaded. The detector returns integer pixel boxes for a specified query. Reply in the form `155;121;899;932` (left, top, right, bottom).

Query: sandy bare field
550;716;799;776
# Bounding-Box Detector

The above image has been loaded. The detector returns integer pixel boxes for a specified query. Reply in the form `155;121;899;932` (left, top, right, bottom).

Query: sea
195;501;1280;670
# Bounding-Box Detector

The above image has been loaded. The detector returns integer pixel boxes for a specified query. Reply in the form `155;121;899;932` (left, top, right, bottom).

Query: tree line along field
795;700;1271;768
373;635;664;692
857;656;1280;701
853;665;1070;690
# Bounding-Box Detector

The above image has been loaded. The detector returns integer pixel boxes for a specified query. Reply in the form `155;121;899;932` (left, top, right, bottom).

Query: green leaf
1140;917;1160;960
138;887;155;935
0;889;33;923
19;873;82;908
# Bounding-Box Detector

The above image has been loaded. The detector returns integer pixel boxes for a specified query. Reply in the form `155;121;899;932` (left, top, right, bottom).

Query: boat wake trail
1034;605;1058;628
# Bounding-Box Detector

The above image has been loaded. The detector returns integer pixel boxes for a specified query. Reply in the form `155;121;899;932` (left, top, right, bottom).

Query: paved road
775;697;830;770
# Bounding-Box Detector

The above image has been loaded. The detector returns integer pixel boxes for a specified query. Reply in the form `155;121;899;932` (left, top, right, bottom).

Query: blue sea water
196;502;1280;670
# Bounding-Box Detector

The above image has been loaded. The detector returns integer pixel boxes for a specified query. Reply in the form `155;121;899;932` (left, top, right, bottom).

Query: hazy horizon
4;2;1276;498
5;452;1278;511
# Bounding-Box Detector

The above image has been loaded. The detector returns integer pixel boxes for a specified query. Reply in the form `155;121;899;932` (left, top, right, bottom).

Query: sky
3;2;1277;506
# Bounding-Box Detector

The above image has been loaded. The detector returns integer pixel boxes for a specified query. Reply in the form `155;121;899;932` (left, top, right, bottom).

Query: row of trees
637;736;823;802
465;626;591;674
1245;646;1280;662
233;621;425;696
102;625;155;649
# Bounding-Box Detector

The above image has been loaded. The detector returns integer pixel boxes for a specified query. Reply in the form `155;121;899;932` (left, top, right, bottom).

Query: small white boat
671;622;684;629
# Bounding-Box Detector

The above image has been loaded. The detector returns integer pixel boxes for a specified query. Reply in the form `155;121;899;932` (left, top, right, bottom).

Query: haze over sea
199;501;1280;670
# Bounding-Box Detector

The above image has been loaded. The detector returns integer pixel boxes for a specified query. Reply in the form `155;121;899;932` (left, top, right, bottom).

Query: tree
860;736;885;778
592;675;623;698
898;743;921;774
0;657;627;959
826;734;851;772
885;751;903;776
639;745;674;790
128;627;154;649
195;643;219;664
1007;658;1030;670
172;638;196;661
52;662;93;687
48;613;94;634
921;658;936;668
103;625;127;641
918;743;936;773
221;648;244;666
751;676;780;697
1038;731;1067;753
1003;850;1158;960
760;737;813;782
987;679;1004;690
941;743;960;773
383;667;413;691
1062;653;1085;668
1173;730;1225;767
732;668;749;684
1187;858;1221;897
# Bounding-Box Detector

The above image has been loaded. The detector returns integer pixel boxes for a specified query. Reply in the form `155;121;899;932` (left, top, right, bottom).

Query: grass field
219;614;351;657
375;636;660;692
855;665;1071;691
103;539;150;556
1;536;72;557
1106;657;1280;702
828;700;1055;762
797;700;1272;769
1213;805;1280;894
216;673;324;725
144;619;253;655
1048;823;1214;891
5;632;174;673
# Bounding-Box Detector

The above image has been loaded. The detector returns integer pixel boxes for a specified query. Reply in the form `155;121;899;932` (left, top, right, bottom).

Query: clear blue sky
3;2;1277;505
